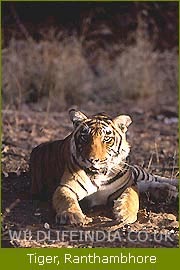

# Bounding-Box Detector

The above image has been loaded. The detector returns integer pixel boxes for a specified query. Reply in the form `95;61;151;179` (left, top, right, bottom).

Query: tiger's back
30;137;70;200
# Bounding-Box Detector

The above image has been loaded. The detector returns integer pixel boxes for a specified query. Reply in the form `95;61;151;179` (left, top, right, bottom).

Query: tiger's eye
80;128;89;143
80;134;89;143
106;130;112;135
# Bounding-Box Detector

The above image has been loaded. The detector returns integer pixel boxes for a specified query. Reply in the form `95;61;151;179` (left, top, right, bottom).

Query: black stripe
85;120;96;127
68;155;93;193
107;173;133;203
132;169;137;179
117;140;121;154
84;167;98;176
77;179;88;194
102;166;128;186
146;172;150;181
114;129;122;155
87;119;112;129
140;168;146;180
90;178;100;189
132;166;155;182
132;166;140;180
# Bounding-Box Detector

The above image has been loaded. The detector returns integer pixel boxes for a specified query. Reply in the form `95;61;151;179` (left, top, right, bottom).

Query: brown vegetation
1;2;179;248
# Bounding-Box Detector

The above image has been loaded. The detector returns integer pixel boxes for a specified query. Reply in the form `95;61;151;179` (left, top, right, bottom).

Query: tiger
30;109;178;225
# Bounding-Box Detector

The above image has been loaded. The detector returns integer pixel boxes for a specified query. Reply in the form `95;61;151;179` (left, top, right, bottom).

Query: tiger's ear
69;109;87;128
113;115;132;133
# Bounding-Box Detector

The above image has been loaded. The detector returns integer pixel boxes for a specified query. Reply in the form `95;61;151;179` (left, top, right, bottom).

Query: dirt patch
1;100;179;248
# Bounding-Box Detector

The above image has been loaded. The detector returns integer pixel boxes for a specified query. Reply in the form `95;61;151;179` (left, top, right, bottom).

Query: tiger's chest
82;169;132;207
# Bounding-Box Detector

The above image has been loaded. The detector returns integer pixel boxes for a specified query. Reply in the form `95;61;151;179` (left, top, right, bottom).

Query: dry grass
2;26;178;111
2;35;94;111
93;28;178;103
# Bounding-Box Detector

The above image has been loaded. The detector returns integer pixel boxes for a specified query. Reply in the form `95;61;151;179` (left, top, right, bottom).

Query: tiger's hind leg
53;185;91;226
138;181;178;202
113;185;139;224
132;165;178;202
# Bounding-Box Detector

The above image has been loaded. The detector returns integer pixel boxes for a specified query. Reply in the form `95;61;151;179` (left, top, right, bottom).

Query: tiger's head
69;109;132;173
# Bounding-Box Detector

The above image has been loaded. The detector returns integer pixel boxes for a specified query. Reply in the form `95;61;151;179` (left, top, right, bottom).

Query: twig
147;152;154;171
171;150;177;180
10;4;33;42
154;140;159;164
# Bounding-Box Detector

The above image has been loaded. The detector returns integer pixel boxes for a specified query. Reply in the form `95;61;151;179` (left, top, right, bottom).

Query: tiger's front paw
113;186;139;224
55;210;92;226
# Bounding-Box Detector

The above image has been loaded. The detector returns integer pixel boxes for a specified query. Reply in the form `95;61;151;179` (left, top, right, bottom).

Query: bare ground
1;97;179;248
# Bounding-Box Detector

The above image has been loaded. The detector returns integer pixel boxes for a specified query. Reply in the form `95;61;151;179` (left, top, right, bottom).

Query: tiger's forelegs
53;186;90;225
113;185;139;224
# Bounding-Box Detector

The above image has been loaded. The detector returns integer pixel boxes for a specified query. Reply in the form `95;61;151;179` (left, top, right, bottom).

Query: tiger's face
69;109;132;173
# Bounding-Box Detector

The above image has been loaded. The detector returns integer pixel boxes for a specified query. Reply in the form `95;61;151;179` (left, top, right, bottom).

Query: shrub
2;35;94;111
2;30;178;110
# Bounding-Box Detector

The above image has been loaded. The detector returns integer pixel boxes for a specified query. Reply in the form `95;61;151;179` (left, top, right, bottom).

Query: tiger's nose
88;157;99;164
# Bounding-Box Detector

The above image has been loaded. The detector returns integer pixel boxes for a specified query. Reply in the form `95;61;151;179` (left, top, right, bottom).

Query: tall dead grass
94;41;178;103
2;35;94;111
2;29;178;111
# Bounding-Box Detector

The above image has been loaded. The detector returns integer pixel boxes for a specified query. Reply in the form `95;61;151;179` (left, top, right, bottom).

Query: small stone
34;212;41;216
170;221;179;228
167;214;176;221
44;223;50;229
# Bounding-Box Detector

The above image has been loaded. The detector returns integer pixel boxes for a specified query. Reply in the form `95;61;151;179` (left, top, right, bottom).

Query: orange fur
30;110;138;225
